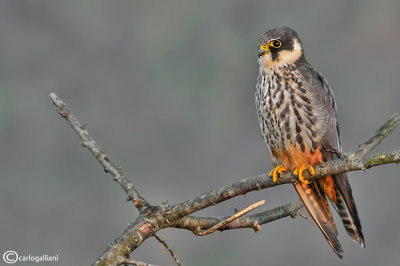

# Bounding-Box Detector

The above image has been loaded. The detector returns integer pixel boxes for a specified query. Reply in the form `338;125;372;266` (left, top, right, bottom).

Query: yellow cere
260;45;270;52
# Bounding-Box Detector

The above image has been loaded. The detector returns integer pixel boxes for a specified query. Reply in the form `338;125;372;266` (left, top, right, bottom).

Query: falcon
255;27;365;257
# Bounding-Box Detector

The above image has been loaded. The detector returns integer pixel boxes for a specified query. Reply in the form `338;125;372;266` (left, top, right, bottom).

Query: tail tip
355;234;366;248
329;240;343;259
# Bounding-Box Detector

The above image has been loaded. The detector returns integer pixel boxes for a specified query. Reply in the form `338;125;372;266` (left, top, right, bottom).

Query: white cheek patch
277;38;302;64
260;38;303;69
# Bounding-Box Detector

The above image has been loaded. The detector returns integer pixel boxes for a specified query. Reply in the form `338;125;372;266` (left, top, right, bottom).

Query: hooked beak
258;45;270;57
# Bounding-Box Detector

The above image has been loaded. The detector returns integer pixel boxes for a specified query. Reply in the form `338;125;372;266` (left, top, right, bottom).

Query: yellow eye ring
270;40;282;48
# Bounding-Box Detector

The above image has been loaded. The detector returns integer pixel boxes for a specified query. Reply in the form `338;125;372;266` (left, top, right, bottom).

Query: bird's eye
270;40;282;48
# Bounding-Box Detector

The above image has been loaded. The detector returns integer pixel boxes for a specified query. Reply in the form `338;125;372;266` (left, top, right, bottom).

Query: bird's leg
293;164;316;184
268;165;287;182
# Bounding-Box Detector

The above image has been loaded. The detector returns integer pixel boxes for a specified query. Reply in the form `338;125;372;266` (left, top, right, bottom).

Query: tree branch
49;92;149;210
123;259;158;266
153;235;183;266
193;200;265;236
353;113;400;159
49;93;399;266
175;199;303;232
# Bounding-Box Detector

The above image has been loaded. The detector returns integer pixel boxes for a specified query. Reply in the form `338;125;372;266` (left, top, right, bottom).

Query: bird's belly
266;101;318;169
258;70;320;169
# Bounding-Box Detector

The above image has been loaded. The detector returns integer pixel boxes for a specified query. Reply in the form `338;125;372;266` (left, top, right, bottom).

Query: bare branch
176;199;302;232
354;113;400;158
92;215;166;266
153;235;183;266
123;259;158;266
49;92;149;210
194;200;265;236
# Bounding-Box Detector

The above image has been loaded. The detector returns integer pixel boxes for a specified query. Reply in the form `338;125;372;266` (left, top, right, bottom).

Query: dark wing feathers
313;67;365;247
321;148;365;247
334;177;365;246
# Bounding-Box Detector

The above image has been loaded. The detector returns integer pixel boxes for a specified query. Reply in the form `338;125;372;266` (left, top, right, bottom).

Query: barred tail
333;176;365;247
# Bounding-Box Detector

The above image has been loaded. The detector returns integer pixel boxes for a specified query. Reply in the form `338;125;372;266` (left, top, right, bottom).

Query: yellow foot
268;165;287;182
293;164;316;184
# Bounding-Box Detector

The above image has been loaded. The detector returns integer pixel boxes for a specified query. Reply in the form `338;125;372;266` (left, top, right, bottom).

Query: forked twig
194;200;265;236
153;235;183;266
123;259;158;266
49;92;149;210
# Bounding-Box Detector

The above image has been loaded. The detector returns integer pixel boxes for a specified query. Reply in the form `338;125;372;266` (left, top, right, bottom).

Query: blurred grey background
1;0;400;265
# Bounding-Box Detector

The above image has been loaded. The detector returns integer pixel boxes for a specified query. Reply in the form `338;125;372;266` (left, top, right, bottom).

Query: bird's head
258;27;305;69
